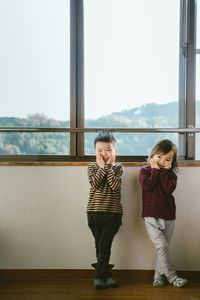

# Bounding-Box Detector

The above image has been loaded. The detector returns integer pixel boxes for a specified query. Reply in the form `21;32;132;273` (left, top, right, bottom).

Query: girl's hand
107;153;115;165
96;154;105;169
150;158;160;169
164;161;172;170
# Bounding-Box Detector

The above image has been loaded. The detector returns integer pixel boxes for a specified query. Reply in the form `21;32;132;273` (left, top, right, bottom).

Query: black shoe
105;277;118;288
94;278;106;290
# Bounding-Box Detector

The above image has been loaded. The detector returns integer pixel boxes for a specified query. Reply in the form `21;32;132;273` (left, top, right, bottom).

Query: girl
139;139;187;288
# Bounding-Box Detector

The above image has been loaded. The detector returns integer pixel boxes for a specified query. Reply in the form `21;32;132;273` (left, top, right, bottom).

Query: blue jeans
87;212;122;279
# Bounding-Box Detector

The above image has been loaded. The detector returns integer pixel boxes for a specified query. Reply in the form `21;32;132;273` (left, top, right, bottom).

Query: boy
87;130;123;289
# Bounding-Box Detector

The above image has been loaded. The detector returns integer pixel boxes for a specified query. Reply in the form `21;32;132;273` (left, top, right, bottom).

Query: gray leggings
144;217;177;283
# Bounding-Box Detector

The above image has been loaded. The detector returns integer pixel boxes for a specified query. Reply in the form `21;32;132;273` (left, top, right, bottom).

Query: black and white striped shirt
87;163;123;214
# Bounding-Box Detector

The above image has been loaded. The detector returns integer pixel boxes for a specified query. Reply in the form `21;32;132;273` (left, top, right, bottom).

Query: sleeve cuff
159;168;168;174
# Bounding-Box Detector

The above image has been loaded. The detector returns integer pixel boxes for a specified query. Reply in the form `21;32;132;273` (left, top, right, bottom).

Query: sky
84;0;180;120
0;0;198;121
0;0;70;120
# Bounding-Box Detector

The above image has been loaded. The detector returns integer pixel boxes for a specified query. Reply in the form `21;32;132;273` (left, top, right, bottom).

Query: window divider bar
70;0;77;157
1;127;200;133
76;0;84;157
179;0;187;157
185;0;196;159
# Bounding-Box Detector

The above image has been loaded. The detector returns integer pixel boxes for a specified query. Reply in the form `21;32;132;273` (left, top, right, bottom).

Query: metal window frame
179;0;197;160
70;0;84;158
185;0;196;159
178;0;187;158
0;0;199;162
195;0;200;159
0;127;200;162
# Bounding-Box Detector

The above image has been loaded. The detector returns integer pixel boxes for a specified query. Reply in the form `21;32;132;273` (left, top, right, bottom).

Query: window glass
84;0;179;125
0;0;70;126
0;133;69;155
84;0;179;155
85;133;178;156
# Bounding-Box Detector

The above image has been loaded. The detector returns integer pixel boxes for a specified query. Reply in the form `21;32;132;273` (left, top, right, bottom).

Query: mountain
86;102;178;128
0;101;199;157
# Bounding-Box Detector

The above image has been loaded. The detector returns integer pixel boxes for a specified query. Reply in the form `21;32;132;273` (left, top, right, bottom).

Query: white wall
0;166;199;270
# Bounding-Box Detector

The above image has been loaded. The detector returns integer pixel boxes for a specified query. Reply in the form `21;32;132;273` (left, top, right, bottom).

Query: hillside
0;101;199;156
86;102;178;128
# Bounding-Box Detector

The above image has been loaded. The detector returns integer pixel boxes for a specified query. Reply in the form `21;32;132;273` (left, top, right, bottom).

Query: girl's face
152;150;174;169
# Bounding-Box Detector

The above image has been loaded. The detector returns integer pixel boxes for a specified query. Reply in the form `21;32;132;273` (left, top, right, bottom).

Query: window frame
0;0;199;162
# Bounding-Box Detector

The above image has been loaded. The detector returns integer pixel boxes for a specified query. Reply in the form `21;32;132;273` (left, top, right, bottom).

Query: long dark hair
148;139;178;171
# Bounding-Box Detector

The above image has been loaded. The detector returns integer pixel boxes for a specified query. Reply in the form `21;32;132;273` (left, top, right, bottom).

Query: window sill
0;161;200;167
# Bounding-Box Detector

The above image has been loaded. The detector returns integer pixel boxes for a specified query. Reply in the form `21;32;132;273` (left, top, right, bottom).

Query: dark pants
87;212;122;279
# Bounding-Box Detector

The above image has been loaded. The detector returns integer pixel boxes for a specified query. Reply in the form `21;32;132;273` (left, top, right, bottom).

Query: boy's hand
150;158;160;169
107;153;115;165
96;154;105;169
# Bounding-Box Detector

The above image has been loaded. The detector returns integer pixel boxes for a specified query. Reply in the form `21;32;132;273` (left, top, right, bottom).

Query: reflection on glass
0;0;70;124
0;133;70;155
84;0;179;126
85;133;178;156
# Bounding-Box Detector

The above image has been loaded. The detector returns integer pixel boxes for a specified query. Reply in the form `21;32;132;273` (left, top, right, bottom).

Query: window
0;0;70;156
0;0;199;162
84;0;179;155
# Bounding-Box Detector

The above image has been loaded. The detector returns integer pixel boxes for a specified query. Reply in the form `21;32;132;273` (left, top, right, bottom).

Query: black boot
105;264;118;288
91;263;106;290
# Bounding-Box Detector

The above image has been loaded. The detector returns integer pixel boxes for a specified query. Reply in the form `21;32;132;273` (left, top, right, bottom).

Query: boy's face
95;142;117;163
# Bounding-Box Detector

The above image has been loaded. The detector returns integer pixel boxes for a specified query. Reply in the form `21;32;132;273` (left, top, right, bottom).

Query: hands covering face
150;153;172;170
95;141;117;169
150;158;160;169
163;161;172;170
96;153;105;169
96;152;115;169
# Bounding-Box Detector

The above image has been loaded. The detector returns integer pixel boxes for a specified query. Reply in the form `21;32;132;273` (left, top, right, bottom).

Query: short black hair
148;139;178;171
94;130;116;148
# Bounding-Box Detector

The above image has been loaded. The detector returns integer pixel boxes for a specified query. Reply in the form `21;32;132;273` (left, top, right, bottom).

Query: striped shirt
87;163;123;214
139;165;177;220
